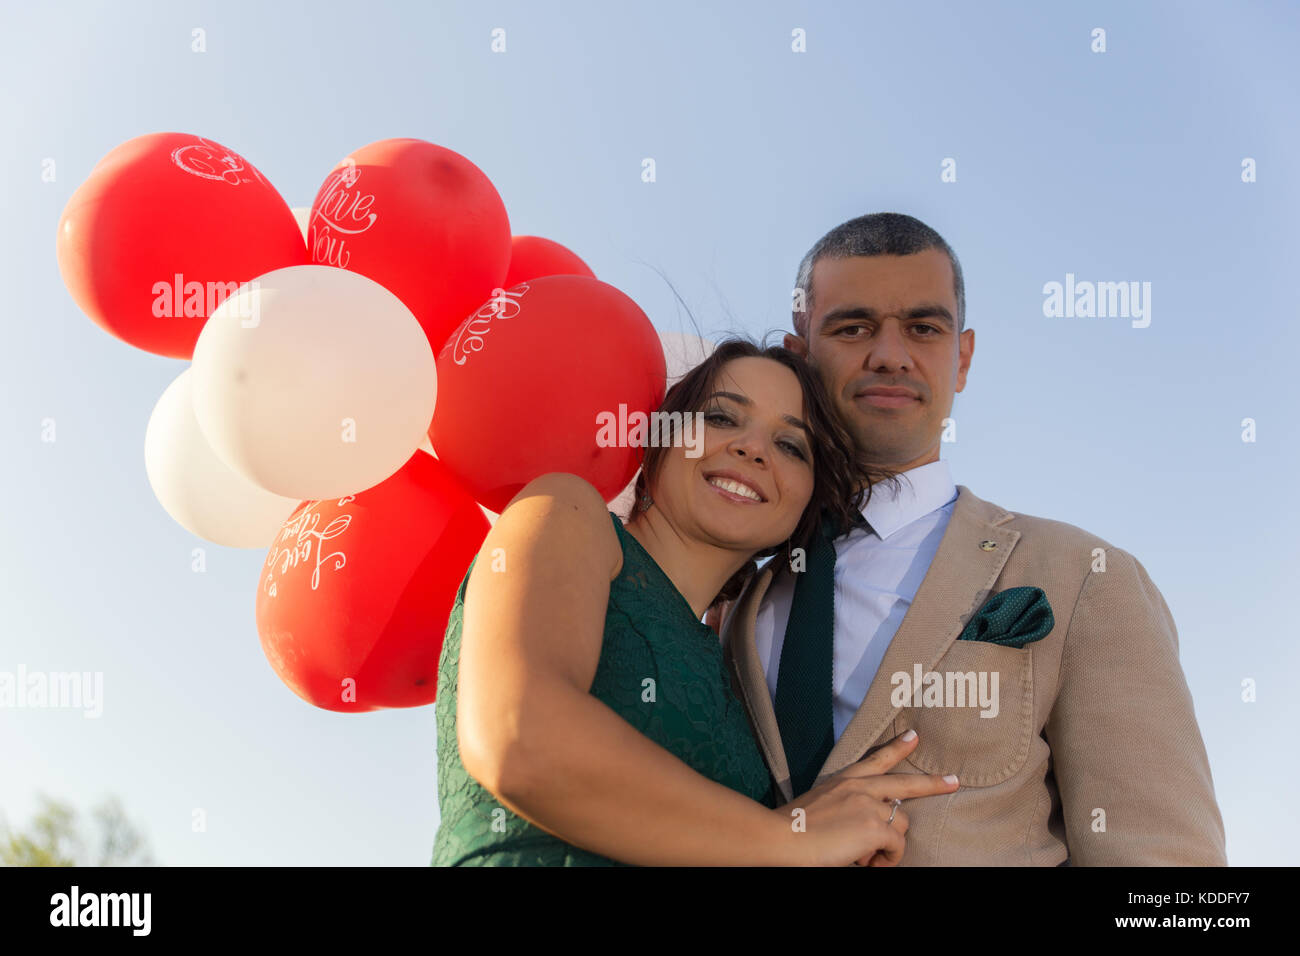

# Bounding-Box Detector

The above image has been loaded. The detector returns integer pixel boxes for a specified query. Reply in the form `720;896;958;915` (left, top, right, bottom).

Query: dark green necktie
774;508;870;797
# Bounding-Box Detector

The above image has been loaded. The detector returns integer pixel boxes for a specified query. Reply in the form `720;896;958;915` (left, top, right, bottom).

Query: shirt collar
860;459;958;540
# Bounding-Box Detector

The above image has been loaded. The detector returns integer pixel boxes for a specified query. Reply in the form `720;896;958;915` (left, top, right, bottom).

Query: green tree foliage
0;793;156;866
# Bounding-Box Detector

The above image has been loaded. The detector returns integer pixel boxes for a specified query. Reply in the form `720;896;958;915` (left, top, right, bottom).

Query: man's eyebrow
819;303;955;331
706;391;810;433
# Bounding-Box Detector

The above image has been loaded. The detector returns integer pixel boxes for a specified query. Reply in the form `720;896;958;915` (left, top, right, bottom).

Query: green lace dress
431;511;777;866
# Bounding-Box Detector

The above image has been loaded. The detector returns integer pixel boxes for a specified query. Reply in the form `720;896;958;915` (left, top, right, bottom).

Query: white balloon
145;368;302;548
191;265;437;501
606;330;716;519
290;206;311;244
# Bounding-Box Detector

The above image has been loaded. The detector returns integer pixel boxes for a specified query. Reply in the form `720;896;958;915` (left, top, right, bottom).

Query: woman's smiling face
647;356;815;553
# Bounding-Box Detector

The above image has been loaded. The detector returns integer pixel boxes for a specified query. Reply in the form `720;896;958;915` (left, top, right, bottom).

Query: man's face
785;248;974;473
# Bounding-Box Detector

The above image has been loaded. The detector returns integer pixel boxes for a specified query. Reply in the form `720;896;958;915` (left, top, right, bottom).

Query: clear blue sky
2;0;1296;865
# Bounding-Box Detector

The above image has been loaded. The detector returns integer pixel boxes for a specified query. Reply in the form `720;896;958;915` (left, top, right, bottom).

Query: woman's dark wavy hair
627;336;901;608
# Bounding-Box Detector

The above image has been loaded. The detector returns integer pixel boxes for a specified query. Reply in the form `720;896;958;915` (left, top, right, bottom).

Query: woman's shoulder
496;472;625;581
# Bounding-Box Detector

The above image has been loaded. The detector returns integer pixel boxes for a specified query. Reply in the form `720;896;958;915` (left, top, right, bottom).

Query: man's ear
783;331;809;357
955;328;974;392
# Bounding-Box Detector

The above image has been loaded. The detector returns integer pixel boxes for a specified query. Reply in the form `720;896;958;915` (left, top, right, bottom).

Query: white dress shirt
754;460;959;741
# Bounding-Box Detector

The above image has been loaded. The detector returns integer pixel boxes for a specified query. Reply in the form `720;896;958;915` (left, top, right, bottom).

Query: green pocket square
957;586;1054;648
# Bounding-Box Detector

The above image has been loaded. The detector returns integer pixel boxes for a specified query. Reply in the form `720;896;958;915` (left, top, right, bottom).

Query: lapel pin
980;540;998;551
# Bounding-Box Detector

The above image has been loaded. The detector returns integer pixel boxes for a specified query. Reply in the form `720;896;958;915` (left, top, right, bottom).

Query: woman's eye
703;410;734;426
779;440;807;461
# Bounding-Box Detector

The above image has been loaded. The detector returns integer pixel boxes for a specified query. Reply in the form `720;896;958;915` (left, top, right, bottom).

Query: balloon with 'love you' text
306;138;512;353
56;132;307;359
256;451;489;712
429;275;666;513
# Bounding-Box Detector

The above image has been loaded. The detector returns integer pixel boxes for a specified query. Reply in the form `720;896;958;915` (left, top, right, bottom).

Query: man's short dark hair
792;212;966;337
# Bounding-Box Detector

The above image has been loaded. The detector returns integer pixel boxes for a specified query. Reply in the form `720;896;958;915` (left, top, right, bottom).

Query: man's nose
864;321;911;372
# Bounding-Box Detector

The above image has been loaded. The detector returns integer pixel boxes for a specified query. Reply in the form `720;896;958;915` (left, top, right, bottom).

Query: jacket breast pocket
890;639;1034;787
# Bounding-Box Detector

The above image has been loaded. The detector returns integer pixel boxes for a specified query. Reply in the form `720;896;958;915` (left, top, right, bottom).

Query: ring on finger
886;798;902;824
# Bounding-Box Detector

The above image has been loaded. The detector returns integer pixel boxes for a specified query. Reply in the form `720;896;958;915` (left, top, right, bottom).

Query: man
717;213;1227;865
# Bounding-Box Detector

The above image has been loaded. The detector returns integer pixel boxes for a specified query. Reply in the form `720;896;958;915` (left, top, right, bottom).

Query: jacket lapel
813;485;1020;788
721;559;790;795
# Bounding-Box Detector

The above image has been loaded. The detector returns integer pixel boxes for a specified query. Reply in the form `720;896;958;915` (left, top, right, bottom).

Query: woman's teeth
708;476;761;501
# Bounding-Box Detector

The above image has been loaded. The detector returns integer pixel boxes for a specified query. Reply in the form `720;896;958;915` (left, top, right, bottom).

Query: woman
431;339;959;865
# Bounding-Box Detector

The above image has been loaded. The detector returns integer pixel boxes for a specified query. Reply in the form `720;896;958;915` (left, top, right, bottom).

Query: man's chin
847;428;922;467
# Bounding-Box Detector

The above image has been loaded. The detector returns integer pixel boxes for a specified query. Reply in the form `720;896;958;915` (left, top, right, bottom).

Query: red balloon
307;139;511;353
503;235;595;286
56;132;308;359
429;275;666;513
256;451;490;713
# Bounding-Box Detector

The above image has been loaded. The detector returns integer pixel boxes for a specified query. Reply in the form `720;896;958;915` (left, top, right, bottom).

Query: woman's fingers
864;818;907;866
814;736;959;867
851;793;911;867
872;800;908;866
828;732;960;805
863;772;960;801
837;730;921;776
867;845;902;866
863;814;906;866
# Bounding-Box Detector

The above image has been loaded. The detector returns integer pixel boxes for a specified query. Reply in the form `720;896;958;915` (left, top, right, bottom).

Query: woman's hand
771;730;959;866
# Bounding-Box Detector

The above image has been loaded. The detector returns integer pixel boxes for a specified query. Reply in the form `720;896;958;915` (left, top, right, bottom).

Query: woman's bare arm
455;471;803;865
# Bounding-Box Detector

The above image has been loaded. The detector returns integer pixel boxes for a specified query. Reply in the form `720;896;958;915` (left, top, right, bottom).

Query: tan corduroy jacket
719;485;1227;866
